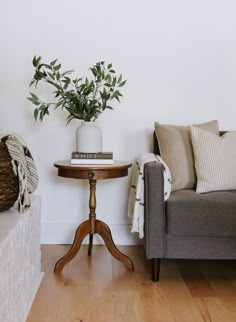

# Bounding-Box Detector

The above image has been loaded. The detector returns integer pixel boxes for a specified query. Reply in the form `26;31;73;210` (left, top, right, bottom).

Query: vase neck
82;121;97;126
82;121;96;124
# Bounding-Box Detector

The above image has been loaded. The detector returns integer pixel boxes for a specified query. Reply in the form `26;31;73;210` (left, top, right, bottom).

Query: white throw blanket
0;133;38;212
128;153;171;238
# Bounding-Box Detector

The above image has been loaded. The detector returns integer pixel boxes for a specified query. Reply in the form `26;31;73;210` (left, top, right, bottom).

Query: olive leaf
27;56;126;123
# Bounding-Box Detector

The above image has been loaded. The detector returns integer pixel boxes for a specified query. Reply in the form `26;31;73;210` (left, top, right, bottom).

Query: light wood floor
27;245;236;322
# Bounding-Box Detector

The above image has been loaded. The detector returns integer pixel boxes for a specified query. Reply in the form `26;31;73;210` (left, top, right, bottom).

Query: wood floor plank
112;250;138;291
114;290;143;322
137;277;175;322
68;245;113;287
194;297;233;322
193;298;212;322
220;296;236;313
27;246;236;322
26;272;64;322
55;284;89;322
158;260;205;322
87;287;115;322
207;276;236;297
41;244;71;273
181;271;216;297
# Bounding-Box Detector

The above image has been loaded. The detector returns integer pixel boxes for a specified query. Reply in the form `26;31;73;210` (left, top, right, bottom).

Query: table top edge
54;160;132;170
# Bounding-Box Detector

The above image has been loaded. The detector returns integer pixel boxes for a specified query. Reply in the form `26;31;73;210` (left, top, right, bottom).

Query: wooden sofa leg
151;258;160;282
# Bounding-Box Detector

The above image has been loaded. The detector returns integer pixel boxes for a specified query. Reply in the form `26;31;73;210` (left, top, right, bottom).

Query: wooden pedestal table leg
87;176;96;256
54;172;134;273
54;176;97;272
95;219;134;270
88;234;93;256
54;220;91;273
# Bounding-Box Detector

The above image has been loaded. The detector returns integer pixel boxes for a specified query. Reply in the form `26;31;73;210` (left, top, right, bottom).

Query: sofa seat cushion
166;189;236;237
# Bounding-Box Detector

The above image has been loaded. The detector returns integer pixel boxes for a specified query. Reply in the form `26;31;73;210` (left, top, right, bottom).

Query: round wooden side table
53;160;134;273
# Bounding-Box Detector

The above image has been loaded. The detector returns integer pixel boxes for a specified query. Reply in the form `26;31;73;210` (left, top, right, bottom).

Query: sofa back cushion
154;120;219;191
191;126;236;193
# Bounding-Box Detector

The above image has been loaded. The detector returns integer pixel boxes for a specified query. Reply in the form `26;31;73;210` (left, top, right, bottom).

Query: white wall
1;0;236;244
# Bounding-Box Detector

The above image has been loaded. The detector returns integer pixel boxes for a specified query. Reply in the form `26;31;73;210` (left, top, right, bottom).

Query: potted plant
27;56;126;152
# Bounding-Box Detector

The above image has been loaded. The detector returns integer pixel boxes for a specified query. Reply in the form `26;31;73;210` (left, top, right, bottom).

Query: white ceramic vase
76;121;103;152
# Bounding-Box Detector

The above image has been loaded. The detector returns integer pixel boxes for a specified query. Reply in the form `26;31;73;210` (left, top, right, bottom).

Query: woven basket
0;142;19;211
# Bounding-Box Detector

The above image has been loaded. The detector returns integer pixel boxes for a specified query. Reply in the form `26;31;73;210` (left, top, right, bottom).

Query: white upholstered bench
0;195;43;322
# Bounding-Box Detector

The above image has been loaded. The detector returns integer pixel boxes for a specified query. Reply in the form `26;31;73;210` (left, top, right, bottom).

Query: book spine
71;152;113;159
71;159;114;165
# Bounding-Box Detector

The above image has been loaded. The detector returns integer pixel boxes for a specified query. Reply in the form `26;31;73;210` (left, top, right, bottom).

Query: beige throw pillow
190;127;236;193
154;120;219;191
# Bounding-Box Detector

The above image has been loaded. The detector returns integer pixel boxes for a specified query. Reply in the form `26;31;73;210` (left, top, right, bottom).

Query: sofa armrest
144;162;166;259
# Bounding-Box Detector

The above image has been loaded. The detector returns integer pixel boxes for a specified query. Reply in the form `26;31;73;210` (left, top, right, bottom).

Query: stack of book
71;151;114;165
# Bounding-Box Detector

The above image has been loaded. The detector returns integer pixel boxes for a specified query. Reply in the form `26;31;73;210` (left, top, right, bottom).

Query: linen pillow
154;120;219;191
190;127;236;193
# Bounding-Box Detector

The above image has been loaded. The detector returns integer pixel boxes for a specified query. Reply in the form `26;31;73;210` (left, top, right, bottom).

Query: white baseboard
41;223;142;245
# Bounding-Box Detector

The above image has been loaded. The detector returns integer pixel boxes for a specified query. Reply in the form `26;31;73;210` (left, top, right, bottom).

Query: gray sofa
144;132;236;281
